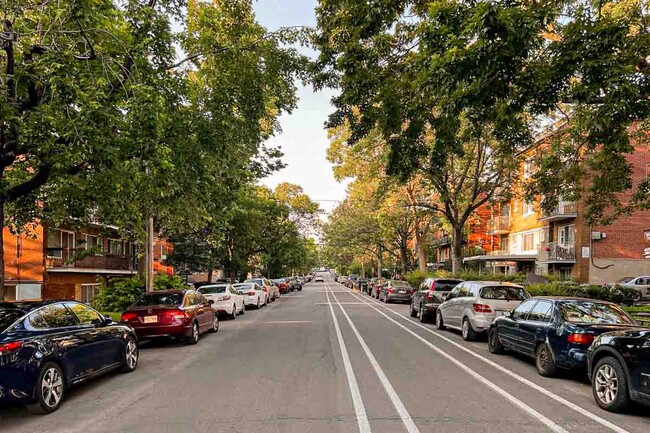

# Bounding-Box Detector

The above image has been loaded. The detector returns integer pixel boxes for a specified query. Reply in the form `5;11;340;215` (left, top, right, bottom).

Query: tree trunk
377;244;383;278
0;198;4;301
400;243;408;277
451;226;464;274
207;267;213;284
416;232;427;272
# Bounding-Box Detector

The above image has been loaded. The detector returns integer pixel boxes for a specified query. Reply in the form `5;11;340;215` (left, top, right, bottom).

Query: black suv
410;278;463;322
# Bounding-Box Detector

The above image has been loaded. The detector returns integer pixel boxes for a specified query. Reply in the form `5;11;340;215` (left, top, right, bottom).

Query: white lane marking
327;283;420;433
316;302;372;305
325;284;372;433
343;289;567;433
263;321;317;324
348;288;632;433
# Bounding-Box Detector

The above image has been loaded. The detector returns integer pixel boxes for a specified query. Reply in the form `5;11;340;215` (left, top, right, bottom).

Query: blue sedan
0;300;138;414
488;297;638;377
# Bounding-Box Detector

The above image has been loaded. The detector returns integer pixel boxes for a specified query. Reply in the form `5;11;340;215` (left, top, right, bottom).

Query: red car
121;290;219;344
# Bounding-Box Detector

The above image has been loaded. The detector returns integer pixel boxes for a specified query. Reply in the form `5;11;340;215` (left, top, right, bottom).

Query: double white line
325;281;420;433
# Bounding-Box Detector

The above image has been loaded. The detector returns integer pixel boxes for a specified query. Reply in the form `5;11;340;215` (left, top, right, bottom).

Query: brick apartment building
2;222;173;302
464;130;650;284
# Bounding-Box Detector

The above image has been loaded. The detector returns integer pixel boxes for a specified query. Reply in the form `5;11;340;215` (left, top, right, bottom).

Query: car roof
463;281;524;288
199;284;230;288
145;290;187;295
531;296;615;304
0;299;66;313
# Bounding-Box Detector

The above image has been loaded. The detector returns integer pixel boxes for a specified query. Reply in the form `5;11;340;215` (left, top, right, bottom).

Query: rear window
392;281;410;288
246;279;263;285
560;302;636;325
0;309;24;332
480;286;529;301
435;280;462;291
199;286;227;294
235;284;255;290
133;293;183;307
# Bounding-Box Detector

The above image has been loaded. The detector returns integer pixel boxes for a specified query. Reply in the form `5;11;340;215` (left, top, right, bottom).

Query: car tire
535;343;558;377
488;327;505;354
230;305;237;320
241;304;246;315
462;318;478;341
435;310;446;330
187;321;200;345
26;362;65;415
120;336;139;373
592;356;630;413
209;314;219;333
419;303;429;323
409;300;418;317
257;299;261;309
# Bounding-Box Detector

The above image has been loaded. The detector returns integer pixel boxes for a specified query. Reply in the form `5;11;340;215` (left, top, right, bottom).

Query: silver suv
435;281;530;341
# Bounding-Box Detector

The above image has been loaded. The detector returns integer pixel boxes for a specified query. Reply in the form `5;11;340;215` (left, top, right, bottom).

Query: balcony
541;242;576;263
431;235;452;247
539;201;578;222
488;215;511;235
46;248;138;274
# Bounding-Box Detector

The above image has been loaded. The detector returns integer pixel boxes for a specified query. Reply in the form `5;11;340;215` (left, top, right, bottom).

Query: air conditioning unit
591;232;607;240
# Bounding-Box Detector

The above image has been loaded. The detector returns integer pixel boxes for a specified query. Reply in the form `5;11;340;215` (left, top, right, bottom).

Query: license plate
144;316;158;324
399;290;406;294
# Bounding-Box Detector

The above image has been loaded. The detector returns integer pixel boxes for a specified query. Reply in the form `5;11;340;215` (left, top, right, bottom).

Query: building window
558;225;575;246
81;284;102;304
108;239;124;255
47;229;74;259
84;234;102;254
500;235;509;252
523;200;535;216
522;233;535;251
523;160;536;179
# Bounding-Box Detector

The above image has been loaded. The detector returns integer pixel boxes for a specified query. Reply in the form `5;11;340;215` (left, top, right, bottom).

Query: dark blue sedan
0;300;138;414
488;297;637;377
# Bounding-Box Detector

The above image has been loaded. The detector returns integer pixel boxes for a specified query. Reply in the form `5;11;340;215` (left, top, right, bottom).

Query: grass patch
101;312;122;322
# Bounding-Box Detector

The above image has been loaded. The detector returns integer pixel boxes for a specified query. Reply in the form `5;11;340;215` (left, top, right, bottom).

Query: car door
440;286;461;326
517;300;554;357
64;302;123;370
503;299;537;354
450;284;471;328
414;279;429;307
196;292;212;331
230;286;242;311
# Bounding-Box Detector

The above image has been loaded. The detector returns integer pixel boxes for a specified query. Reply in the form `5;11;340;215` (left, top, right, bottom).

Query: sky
252;0;348;216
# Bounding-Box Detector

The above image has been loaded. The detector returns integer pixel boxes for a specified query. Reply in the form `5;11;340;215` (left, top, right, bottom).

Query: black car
357;278;369;292
488;297;637;377
587;328;650;413
0;300;138;414
410;278;463;323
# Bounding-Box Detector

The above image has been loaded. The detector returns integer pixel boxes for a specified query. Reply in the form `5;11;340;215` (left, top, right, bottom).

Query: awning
463;254;538;263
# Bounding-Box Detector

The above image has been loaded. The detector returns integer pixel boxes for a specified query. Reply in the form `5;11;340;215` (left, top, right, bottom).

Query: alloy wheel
595;364;619;405
125;340;138;370
192;323;199;341
41;367;64;409
462;320;469;339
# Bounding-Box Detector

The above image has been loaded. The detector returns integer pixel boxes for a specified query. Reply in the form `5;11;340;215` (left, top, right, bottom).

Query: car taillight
387;288;394;293
263;286;269;292
568;333;595;345
427;290;435;299
473;304;493;313
248;292;256;296
431;281;436;291
160;309;186;324
0;341;22;354
222;295;231;301
121;312;137;322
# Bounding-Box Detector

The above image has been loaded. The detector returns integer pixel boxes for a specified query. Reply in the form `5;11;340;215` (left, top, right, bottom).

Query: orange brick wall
3;225;45;284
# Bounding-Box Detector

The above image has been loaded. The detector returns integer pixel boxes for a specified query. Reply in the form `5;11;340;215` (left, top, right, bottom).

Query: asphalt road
2;275;650;433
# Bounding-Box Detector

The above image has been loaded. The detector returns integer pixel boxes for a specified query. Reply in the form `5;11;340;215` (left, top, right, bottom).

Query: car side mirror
503;311;511;318
208;300;215;305
103;317;113;325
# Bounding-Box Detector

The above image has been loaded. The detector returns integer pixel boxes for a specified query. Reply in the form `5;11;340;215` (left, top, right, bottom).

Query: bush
91;277;144;313
154;273;186;291
526;283;640;304
403;269;432;288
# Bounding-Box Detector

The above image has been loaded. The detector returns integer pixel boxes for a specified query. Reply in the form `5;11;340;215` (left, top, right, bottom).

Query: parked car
198;284;246;319
369;278;387;298
437;281;529;341
0;300;138;414
347;274;359;288
488;297;638;377
378;280;414;303
121;290;219;344
410;278;464;323
617;275;650;300
272;278;290;294
587;328;650;412
244;278;280;301
356;278;369;292
235;283;267;309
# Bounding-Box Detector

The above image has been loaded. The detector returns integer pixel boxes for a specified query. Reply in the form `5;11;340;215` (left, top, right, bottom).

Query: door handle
514;324;520;328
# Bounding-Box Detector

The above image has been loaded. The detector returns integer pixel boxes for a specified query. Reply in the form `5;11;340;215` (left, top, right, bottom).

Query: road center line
340;287;567;433
326;282;420;433
325;283;371;433
347;287;631;433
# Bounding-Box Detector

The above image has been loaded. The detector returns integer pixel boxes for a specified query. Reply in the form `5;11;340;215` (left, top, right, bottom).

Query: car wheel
462;318;478;341
257;299;261;309
209;314;219;333
488;327;505;354
241;304;246;315
409;300;418;317
120;337;139;373
188;322;200;345
435;310;445;330
419;303;429;323
230;305;237;320
26;362;65;414
535;343;558;377
592;357;630;413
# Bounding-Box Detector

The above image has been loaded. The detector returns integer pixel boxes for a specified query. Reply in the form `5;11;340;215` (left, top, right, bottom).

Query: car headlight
643;339;650;349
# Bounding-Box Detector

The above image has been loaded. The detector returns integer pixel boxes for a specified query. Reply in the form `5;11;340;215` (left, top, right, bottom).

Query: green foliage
153;273;186;291
525;283;640;305
403;270;431;289
91;277;144;314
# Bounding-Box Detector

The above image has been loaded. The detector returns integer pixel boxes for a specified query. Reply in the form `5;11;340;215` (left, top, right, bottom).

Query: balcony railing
488;249;509;256
488;215;511;234
46;248;137;271
431;235;452;247
542;242;576;262
540;201;578;221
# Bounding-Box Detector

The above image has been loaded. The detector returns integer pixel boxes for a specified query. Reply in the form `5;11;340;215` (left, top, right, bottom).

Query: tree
314;0;649;238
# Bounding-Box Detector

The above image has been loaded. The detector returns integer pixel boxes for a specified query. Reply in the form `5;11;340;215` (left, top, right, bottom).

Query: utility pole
145;217;154;291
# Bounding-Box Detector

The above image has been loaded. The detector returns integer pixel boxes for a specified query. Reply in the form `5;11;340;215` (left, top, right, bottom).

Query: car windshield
480;286;529;301
235;284;255;291
199;286;227;294
560;302;636;325
617;277;634;284
246;279;263;285
133;293;183;307
0;309;24;332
